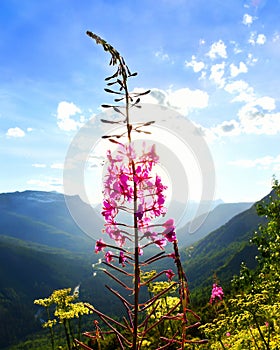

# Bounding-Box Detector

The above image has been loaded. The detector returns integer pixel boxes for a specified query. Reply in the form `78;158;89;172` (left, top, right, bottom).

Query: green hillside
0;190;271;348
182;198;267;293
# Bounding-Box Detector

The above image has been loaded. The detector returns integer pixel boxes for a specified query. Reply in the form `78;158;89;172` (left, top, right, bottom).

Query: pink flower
226;332;231;337
102;143;170;247
163;227;177;242
135;203;144;220
166;269;175;281
95;239;107;253
105;251;114;263
143;231;157;241
102;199;117;221
115;234;126;247
210;283;224;304
119;251;127;266
163;218;175;228
154;238;167;250
168;252;176;259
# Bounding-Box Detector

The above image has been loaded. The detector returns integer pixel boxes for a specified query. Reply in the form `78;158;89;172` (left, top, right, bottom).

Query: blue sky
1;0;280;203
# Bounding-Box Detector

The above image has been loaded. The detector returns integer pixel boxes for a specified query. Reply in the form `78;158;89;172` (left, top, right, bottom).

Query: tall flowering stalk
77;32;206;349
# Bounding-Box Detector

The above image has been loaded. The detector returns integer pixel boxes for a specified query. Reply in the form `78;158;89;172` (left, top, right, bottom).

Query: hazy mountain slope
0;191;102;253
0;235;92;348
177;202;253;247
0;235;125;349
182;198;268;290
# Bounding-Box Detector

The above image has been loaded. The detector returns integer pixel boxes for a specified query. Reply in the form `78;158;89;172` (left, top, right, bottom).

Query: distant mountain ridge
0;190;101;253
181;195;270;292
177;201;253;247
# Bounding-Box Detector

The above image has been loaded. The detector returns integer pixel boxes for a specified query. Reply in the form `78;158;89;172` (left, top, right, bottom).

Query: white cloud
155;49;170;61
27;127;33;132
199;39;206;46
249;32;266;45
229;154;280;169
232;41;242;54
238;105;280;135
32;163;47;168
209;62;226;87
6;127;25;138
27;177;63;192
200;94;279;140
199;71;207;80
207;40;227;59
210;119;241;138
256;34;266;45
185;55;205;73
57;101;85;131
242;14;254;26
246;53;258;66
225;79;256;104
167;88;209;114
230;61;248;77
254;96;276;111
51;163;64;169
273;31;280;42
132;87;209;115
225;79;252;95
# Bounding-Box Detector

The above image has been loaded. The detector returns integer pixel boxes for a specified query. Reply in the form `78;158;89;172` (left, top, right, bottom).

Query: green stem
46;307;55;350
248;325;261;350
218;338;226;350
252;313;270;349
63;319;72;350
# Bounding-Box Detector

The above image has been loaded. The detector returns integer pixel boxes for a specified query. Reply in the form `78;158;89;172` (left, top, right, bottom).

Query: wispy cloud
224;80;255;103
6;127;25;138
56;101;85;131
248;32;266;45
246;53;258;66
230;61;248;77
27;177;63;192
32;163;47;168
185;55;205;73
229;154;280;170
207;40;227;59
154;49;171;62
242;13;255;26
132;87;209;116
209;62;226;87
50;163;64;169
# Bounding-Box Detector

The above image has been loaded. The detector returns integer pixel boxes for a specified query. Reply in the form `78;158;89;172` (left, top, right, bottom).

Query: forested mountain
0;190;102;253
182;196;270;293
0;191;105;348
177;202;253;247
0;190;267;348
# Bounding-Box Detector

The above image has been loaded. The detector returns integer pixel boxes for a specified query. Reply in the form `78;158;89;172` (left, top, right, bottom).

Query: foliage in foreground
200;179;280;349
34;287;92;350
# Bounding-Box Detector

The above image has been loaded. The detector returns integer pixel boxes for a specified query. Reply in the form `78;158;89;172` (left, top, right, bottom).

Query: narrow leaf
115;97;125;102
104;88;122;95
100;119;120;124
105;71;118;81
138;89;151;96
107;81;118;86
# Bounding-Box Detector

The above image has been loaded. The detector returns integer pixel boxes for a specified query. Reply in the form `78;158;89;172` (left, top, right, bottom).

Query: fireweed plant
76;32;207;350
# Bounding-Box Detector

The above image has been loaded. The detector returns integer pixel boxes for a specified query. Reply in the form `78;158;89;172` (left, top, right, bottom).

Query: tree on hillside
201;178;280;349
